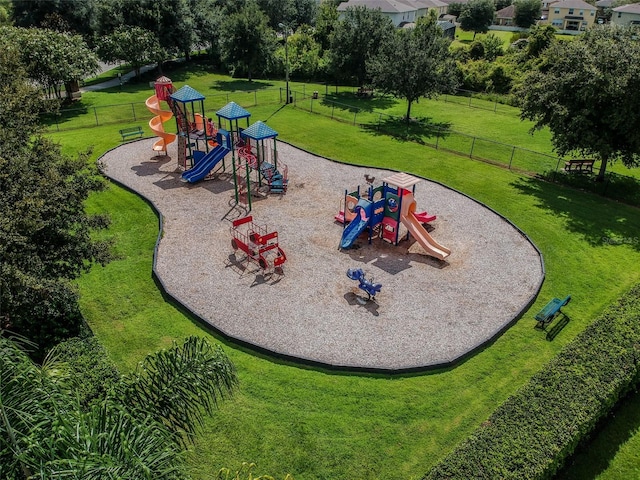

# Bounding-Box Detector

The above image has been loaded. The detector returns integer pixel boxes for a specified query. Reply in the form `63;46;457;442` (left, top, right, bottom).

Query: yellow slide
400;195;451;261
146;95;176;153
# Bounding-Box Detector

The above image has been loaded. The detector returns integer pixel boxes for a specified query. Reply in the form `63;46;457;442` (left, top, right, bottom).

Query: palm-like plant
0;334;238;479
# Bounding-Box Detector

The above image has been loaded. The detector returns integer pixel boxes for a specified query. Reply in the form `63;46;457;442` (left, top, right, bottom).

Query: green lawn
50;69;640;479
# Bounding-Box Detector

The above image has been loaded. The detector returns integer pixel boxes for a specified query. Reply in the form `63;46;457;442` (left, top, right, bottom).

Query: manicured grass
51;70;640;479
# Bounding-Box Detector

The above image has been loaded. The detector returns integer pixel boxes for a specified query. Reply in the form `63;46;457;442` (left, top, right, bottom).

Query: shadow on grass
542;170;640;208
360;115;452;144
211;79;274;92
556;388;640;479
511;176;640;252
321;91;398;113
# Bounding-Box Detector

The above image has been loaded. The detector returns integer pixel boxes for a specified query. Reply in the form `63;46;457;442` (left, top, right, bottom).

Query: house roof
595;0;614;7
437;20;456;28
613;2;640;13
241;121;278;141
399;0;447;8
337;0;416;13
216;102;251;121
170;85;205;103
548;0;596;9
496;4;516;17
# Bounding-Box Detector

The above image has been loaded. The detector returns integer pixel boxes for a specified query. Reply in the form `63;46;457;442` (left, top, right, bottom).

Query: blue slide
340;199;373;249
181;145;229;183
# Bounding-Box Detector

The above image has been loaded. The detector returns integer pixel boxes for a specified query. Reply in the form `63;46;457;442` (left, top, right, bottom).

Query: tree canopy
96;25;165;77
0;26;98;98
368;13;459;121
519;25;640;181
219;0;276;80
459;0;495;40
0;44;110;360
328;5;394;87
514;0;542;28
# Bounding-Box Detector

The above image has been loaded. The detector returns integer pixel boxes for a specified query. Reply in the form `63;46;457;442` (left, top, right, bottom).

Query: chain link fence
43;86;639;206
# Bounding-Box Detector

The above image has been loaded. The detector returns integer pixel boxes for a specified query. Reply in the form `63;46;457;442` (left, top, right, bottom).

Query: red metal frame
230;216;286;271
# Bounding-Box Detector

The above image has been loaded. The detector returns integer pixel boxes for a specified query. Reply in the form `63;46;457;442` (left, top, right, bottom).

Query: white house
337;0;449;27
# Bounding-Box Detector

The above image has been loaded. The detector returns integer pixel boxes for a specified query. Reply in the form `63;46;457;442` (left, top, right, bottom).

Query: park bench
119;126;143;141
564;159;594;174
535;295;571;329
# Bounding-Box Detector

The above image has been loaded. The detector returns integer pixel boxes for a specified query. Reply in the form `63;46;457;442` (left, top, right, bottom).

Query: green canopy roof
216;102;251;120
170;85;205;103
241;121;278;141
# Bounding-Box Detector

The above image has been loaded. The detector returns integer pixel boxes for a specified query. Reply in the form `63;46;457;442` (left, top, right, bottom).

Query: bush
48;336;120;408
424;284;640;479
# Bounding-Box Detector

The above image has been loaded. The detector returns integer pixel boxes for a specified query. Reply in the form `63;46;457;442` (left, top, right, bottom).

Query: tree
328;5;394;87
481;33;504;61
519;25;640;181
0;44;110;360
219;0;276;81
526;23;556;57
97;26;165;77
314;0;338;52
11;0;100;39
0;335;238;479
0;26;99;99
368;13;459;122
514;0;542;28
459;0;495;40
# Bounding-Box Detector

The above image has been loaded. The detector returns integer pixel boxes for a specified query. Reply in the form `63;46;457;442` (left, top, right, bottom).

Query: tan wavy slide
400;201;451;261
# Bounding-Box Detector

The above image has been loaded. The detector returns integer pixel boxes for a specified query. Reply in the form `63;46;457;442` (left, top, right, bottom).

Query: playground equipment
338;172;450;261
347;268;382;301
239;121;288;195
181;130;232;183
230;215;287;273
146;76;177;153
169;84;221;171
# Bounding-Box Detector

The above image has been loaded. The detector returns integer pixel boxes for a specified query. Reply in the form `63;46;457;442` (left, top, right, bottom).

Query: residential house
337;0;449;27
611;2;640;25
495;4;516;25
544;0;597;30
337;0;418;26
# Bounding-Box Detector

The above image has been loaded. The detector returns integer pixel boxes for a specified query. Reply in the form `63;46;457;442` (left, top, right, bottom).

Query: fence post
378;113;382;130
132;103;136;121
353;110;357;126
470;137;475;158
94;107;99;126
311;97;313;113
254;91;257;105
508;146;515;170
331;104;335;120
494;100;498;113
553;157;562;181
436;127;440;149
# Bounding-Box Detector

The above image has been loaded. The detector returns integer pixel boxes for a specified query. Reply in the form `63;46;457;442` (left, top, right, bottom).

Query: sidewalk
80;63;158;92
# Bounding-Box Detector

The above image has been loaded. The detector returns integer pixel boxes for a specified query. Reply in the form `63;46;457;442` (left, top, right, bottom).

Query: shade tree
519;25;640;181
368;12;459;122
328;5;394;87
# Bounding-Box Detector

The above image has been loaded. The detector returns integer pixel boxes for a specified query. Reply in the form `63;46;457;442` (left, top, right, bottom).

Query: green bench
535;295;571;329
119;126;143;141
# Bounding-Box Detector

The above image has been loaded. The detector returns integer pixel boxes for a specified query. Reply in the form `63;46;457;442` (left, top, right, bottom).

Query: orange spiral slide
146;95;177;153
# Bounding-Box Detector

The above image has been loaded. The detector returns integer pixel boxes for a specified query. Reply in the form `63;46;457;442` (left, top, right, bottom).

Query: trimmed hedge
424;284;640;479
